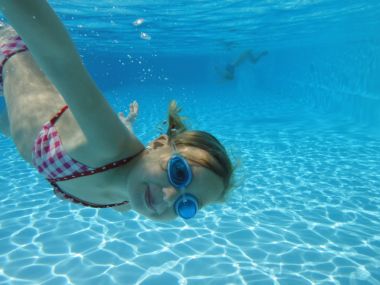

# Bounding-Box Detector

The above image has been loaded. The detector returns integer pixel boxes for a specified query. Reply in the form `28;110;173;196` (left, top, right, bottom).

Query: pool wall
86;39;380;133
252;40;380;132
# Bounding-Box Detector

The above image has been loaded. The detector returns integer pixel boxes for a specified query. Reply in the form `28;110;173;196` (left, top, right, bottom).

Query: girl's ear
151;135;169;150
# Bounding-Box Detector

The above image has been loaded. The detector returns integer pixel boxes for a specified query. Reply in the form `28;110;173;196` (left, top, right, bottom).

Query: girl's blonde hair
166;100;234;202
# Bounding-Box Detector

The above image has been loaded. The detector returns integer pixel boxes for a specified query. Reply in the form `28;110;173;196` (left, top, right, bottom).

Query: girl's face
126;136;224;221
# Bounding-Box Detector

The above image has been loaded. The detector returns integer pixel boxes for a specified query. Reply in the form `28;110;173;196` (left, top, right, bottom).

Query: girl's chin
128;183;148;212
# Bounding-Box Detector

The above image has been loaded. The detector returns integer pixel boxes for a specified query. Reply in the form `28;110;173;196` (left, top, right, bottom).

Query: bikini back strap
50;105;69;125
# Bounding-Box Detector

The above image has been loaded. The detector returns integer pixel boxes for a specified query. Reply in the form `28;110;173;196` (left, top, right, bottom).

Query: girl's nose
162;186;177;202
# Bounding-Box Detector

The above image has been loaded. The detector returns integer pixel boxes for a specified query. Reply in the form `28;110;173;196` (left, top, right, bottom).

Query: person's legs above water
249;50;268;64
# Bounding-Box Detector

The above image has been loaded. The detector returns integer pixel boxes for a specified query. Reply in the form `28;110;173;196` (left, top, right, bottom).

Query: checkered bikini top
32;105;143;208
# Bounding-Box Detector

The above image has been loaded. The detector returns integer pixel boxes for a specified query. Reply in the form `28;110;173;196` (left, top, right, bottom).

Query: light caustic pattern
0;93;379;285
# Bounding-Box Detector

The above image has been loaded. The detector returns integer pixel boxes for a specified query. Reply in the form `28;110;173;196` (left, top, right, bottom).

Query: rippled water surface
47;0;380;54
1;0;380;284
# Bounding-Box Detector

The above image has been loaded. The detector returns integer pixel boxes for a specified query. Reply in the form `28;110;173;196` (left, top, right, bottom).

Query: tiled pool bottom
0;96;380;285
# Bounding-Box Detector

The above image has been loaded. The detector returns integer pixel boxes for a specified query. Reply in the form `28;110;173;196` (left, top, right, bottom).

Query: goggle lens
174;194;198;219
168;155;192;188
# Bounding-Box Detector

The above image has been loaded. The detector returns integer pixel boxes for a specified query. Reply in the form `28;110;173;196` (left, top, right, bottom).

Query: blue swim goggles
167;144;199;219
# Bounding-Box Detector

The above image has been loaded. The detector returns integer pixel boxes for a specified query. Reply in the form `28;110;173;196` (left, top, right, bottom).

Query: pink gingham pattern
32;106;94;180
31;105;143;208
0;36;28;90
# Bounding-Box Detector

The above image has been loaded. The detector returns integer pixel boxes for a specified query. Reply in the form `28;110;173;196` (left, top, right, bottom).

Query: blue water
1;1;380;284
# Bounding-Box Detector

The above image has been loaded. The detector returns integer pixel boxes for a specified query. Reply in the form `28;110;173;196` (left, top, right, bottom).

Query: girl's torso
3;51;142;208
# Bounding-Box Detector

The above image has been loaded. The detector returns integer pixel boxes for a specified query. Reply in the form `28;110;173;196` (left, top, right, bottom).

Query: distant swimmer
216;49;268;80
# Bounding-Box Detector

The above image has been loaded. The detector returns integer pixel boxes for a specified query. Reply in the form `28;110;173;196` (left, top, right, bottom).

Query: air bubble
140;32;151;41
133;18;145;27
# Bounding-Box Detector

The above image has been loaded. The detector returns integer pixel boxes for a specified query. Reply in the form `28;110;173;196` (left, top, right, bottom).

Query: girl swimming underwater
0;0;234;221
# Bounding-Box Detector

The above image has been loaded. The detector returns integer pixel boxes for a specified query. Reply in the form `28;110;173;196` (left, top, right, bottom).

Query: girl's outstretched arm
0;0;143;157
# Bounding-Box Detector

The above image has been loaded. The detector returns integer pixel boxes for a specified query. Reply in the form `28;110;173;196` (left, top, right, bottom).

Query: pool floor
0;88;379;285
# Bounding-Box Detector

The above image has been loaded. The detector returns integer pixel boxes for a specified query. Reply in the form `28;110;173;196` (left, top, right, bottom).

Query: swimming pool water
1;86;379;284
1;1;380;284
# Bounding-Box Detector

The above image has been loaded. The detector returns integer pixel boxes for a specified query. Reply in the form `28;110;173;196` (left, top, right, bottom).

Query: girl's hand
118;100;138;132
127;100;138;123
